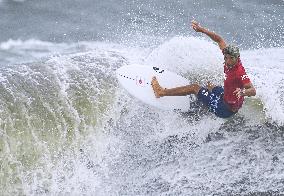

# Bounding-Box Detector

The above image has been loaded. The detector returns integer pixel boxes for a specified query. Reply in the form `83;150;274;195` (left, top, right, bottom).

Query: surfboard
116;64;193;112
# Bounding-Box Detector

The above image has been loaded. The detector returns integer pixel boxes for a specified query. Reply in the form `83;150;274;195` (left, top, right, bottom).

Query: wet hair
223;45;240;58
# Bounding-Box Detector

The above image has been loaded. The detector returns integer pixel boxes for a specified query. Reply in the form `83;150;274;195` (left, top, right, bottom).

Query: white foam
145;36;223;76
242;47;284;125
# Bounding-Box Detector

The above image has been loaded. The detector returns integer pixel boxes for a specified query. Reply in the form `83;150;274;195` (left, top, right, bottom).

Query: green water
0;52;122;195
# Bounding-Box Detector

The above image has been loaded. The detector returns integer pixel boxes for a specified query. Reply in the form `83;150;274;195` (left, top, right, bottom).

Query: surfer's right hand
191;20;204;32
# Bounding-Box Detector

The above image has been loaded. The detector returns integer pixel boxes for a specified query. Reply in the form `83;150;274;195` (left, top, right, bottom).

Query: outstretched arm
191;20;227;51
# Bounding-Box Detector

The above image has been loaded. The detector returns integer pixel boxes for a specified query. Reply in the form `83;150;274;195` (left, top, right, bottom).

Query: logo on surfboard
136;76;146;87
153;67;164;73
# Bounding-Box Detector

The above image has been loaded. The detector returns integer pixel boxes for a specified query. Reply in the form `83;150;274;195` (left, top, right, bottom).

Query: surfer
151;20;256;118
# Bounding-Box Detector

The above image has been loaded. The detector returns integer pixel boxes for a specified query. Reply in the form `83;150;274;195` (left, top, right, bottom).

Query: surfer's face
224;54;237;68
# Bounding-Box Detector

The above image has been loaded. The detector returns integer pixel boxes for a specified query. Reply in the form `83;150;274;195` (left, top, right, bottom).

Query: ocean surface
0;0;283;195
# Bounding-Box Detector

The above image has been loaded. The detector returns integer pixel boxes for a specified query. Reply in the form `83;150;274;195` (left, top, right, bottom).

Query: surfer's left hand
234;88;245;99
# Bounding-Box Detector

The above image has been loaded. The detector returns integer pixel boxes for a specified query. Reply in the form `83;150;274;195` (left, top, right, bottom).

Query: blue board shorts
197;86;236;118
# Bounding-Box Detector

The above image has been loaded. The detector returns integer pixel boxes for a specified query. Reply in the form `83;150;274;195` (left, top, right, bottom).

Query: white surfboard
116;64;193;112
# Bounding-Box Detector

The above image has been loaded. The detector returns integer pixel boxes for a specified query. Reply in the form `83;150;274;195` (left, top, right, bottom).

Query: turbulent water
0;0;283;195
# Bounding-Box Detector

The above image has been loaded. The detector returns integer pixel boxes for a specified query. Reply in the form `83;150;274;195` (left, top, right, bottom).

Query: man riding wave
151;21;256;118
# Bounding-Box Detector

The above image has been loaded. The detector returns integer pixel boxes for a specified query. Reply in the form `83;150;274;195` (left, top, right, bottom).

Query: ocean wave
0;39;88;65
0;48;128;195
0;38;151;66
0;37;283;195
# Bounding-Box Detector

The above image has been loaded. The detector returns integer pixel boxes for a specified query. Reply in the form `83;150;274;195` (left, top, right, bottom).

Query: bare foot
151;76;165;98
